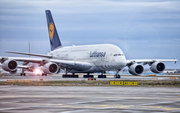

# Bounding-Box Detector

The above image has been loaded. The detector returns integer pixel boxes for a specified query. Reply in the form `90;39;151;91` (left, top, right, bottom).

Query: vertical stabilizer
45;10;62;51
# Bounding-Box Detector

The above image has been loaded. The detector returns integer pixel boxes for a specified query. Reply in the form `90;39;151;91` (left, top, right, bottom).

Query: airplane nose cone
115;56;126;68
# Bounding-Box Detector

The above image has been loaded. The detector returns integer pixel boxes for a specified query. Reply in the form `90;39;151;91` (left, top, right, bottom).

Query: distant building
165;69;180;74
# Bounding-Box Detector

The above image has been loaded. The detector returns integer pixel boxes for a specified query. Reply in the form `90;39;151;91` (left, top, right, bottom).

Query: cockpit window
114;54;123;56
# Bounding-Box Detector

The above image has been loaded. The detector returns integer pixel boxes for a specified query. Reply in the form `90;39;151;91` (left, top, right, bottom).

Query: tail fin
45;10;62;51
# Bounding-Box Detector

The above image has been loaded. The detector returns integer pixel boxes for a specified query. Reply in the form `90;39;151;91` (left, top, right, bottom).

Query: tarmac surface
0;86;180;113
0;71;180;81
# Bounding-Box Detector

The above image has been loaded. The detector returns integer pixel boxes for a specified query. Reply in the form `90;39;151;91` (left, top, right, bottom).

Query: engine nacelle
9;70;17;74
150;62;165;73
2;60;18;72
129;63;144;75
42;62;59;74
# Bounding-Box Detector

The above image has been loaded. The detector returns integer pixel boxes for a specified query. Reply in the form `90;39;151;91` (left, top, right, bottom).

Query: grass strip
0;80;179;87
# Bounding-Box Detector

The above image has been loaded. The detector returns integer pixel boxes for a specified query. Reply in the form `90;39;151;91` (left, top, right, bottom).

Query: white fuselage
48;44;127;73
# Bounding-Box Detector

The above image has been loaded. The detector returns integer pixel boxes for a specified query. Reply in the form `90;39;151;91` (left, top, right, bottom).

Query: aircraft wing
50;59;92;71
0;57;45;63
0;57;92;71
126;59;178;66
17;65;29;69
6;51;52;58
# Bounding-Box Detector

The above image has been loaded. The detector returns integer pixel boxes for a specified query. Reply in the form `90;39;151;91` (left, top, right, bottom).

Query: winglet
174;58;178;64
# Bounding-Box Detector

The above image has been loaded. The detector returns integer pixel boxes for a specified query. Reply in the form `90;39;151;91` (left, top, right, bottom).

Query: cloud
0;0;179;68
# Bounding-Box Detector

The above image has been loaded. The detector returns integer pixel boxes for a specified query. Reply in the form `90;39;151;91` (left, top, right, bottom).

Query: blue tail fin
45;10;62;51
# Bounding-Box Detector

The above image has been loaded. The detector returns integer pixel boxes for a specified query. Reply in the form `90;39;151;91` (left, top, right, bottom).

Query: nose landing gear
114;70;121;78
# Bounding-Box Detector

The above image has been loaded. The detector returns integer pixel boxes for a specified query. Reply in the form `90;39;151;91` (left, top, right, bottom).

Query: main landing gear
62;73;79;78
41;73;47;76
20;73;26;76
114;70;121;78
20;68;26;76
62;68;79;78
83;73;94;78
98;72;106;78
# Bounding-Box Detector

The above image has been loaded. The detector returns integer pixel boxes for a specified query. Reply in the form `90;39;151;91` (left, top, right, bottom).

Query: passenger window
114;54;123;56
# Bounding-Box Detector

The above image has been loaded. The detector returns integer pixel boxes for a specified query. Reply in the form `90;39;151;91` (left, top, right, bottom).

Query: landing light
34;68;42;74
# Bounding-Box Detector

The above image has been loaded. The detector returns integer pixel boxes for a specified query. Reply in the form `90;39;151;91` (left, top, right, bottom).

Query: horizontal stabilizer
6;51;52;58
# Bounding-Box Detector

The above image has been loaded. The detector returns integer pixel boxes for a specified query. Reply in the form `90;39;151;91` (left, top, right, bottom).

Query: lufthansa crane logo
49;22;54;40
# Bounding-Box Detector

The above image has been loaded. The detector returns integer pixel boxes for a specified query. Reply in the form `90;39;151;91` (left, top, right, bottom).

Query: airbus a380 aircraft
0;10;178;78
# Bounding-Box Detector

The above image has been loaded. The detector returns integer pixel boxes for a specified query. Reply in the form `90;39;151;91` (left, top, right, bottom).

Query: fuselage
48;44;126;73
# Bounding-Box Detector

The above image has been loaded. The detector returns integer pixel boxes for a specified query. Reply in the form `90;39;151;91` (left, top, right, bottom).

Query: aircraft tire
73;75;79;78
114;75;120;78
98;75;106;78
62;74;67;78
21;73;26;76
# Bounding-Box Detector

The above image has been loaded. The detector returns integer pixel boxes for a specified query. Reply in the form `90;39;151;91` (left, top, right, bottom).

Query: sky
0;0;180;69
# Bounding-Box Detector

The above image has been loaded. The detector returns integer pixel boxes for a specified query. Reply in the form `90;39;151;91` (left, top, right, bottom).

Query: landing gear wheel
20;73;26;76
98;75;106;78
114;74;121;78
73;75;79;78
62;74;79;78
42;73;47;76
83;75;94;78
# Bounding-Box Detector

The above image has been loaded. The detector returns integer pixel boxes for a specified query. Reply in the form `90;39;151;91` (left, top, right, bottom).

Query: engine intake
42;62;59;74
150;62;165;73
129;63;144;75
2;60;18;72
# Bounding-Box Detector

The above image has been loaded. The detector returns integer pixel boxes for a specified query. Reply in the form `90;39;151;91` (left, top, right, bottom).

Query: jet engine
9;70;17;74
150;62;165;73
2;60;18;73
41;62;59;74
129;63;144;75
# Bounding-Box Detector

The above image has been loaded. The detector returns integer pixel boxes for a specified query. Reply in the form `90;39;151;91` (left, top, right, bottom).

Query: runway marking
58;104;180;111
141;105;180;111
0;102;63;106
0;95;86;98
104;97;180;100
0;106;39;111
0;100;180;112
1;95;179;104
1;101;180;111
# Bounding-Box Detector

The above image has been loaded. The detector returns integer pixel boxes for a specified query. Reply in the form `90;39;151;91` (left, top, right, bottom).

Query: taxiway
0;71;179;81
0;86;180;113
